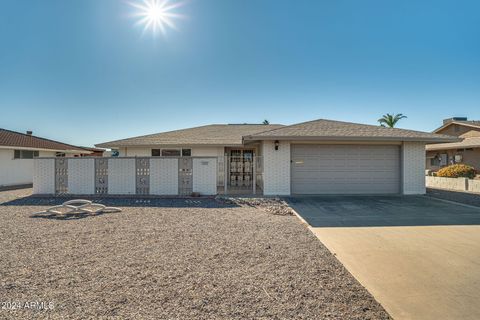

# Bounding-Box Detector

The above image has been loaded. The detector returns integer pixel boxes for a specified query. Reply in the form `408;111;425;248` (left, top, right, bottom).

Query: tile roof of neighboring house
0;128;89;153
433;120;480;133
245;119;459;143
426;130;480;151
95;124;285;148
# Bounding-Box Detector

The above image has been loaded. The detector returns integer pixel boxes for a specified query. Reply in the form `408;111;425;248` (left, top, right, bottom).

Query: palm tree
378;113;407;128
262;119;270;125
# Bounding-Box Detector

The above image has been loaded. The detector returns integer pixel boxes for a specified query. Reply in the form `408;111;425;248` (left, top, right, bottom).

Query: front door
229;149;254;190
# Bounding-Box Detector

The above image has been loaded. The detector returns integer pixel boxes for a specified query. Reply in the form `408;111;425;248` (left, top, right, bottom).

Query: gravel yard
0;189;390;319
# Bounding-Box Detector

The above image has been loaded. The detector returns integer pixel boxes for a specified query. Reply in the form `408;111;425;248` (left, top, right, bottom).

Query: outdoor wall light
274;140;279;151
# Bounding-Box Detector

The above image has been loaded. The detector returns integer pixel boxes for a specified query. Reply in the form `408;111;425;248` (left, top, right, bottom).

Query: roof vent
26;130;33;136
443;117;467;125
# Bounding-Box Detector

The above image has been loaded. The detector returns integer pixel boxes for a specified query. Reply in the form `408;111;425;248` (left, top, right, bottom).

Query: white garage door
291;144;401;194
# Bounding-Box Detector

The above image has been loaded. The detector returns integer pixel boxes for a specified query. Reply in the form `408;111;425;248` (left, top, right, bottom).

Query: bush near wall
436;164;476;179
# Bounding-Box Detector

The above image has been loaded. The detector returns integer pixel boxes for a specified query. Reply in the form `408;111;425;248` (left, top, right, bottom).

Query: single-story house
96;119;457;196
0;129;90;188
77;147;105;157
426;117;480;171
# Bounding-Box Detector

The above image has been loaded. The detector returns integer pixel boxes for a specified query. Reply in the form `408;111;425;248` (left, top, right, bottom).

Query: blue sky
0;0;479;147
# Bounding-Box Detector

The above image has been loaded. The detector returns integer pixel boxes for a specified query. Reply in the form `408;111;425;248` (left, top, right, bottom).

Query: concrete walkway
288;196;480;320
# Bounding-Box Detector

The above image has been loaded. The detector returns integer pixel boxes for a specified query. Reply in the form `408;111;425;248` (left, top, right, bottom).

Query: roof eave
95;143;245;149
244;136;461;143
426;140;480;151
0;145;90;153
427;145;480;151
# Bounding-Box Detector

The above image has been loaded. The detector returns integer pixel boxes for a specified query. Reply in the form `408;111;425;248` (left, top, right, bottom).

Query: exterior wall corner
402;142;426;195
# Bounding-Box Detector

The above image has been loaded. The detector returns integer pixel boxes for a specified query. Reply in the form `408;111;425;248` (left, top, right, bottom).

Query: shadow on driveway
286;195;480;227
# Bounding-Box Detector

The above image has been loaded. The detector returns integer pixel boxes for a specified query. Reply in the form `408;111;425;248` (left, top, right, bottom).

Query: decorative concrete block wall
402;142;426;194
33;157;218;196
150;158;178;195
469;179;480;193
426;176;468;191
68;158;95;194
262;141;291;195
193;158;217;195
426;176;480;193
108;158;137;195
33;158;55;194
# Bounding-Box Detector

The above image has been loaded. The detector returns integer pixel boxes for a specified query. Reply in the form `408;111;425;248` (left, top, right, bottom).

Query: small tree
378;113;407;128
262;119;270;125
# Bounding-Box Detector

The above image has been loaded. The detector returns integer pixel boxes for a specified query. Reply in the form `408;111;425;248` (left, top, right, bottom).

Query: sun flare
129;0;185;37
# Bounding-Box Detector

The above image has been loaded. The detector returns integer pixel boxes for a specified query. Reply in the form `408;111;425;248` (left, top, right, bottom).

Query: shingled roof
245;119;459;143
433;120;480;133
0;128;88;153
427;130;480;151
96;124;285;148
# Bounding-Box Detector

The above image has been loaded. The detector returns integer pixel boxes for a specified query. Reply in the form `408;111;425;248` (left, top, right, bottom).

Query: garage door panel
291;144;400;194
293;171;399;179
293;183;398;194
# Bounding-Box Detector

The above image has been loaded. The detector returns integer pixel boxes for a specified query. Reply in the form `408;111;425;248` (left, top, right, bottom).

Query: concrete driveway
287;196;480;320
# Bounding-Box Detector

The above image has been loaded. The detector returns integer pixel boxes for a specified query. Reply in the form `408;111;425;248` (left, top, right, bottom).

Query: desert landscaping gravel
0;189;390;319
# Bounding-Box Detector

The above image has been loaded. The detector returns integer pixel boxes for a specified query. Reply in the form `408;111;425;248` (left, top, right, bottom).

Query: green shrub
437;164;476;179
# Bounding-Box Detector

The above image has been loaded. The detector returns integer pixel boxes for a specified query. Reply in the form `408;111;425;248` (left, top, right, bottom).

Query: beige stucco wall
0;149;56;187
426;147;480;171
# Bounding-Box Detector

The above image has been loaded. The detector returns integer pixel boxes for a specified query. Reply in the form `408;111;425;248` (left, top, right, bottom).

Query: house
78;147;105;157
96;119;456;195
426;117;480;171
0;129;90;188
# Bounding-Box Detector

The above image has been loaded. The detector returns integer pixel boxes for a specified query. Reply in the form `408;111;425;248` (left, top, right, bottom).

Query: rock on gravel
0;190;390;319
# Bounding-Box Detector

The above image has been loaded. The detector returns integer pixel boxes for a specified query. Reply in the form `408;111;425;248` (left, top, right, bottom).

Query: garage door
291;144;401;194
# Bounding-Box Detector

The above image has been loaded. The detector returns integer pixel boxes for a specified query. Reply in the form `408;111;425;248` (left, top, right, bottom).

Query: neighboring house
78;147;105;157
426;117;480;171
96;119;455;195
0;129;90;188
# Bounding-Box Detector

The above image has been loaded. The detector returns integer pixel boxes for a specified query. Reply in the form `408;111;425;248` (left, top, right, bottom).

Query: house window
55;152;66;157
151;149;161;157
430;158;440;166
161;149;181;157
14;150;39;159
439;154;448;166
182;149;191;156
